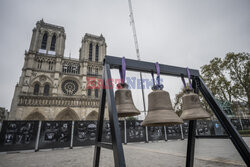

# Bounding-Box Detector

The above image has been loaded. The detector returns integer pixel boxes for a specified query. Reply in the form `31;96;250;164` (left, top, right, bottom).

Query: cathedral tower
29;19;66;56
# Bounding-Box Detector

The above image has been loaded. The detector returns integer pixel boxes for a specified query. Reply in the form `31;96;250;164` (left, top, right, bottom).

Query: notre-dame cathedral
9;19;106;120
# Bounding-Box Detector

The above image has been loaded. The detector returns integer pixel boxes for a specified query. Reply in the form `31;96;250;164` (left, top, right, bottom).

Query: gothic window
89;43;93;61
61;80;79;95
95;45;99;62
44;84;50;96
72;64;78;74
63;64;68;73
95;68;98;75
62;62;80;74
95;89;98;98
88;66;92;75
50;34;56;51
88;89;91;97
33;83;40;95
41;32;48;49
76;65;80;74
37;61;42;69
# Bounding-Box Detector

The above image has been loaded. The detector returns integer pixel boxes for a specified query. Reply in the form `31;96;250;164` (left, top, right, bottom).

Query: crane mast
128;0;141;61
127;0;146;117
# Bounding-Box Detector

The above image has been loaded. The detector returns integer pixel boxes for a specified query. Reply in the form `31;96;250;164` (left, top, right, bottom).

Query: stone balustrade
18;95;99;107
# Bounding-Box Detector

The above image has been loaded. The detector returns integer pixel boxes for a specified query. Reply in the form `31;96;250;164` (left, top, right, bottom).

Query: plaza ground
0;138;249;167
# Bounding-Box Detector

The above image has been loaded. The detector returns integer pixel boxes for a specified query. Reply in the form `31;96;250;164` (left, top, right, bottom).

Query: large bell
142;90;184;126
180;92;211;120
115;83;140;117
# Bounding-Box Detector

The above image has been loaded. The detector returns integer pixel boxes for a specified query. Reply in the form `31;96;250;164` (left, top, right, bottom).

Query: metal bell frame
93;56;250;167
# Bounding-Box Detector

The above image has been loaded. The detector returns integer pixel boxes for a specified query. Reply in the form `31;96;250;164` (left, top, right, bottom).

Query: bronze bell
180;92;211;120
115;83;140;117
142;89;184;126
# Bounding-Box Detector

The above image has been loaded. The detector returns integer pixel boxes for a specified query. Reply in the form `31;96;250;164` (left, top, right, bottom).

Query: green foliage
201;52;250;114
174;87;185;117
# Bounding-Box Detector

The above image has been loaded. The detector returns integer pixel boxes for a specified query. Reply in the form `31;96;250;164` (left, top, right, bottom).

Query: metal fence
0;119;249;152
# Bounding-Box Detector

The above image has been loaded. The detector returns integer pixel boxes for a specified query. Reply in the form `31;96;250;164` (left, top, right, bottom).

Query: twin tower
9;19;107;121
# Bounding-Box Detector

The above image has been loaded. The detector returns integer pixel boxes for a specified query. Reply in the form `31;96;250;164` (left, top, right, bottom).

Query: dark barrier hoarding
1;119;249;152
231;119;242;130
73;121;97;146
241;119;250;130
101;120;124;143
213;120;226;136
196;120;211;136
0;121;39;152
166;125;182;140
101;120;111;143
38;121;72;149
182;121;189;138
119;120;125;143
148;126;165;141
126;120;145;143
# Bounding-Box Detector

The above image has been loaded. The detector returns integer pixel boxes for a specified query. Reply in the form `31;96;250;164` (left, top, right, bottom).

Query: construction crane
127;0;146;116
128;0;141;61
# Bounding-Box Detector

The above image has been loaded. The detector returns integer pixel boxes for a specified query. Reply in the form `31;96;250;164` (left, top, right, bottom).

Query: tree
201;52;250;115
174;87;185;117
223;53;250;112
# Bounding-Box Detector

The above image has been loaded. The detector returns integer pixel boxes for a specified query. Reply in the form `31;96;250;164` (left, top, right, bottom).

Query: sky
0;0;249;112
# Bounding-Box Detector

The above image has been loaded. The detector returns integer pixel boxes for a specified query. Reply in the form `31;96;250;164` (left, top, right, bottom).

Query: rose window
62;80;78;95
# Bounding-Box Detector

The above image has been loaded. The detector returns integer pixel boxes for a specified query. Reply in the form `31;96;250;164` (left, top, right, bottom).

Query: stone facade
9;19;107;120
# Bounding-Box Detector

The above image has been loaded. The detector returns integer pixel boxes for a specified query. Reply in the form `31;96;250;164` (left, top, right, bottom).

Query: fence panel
126;120;145;143
73;121;97;146
231;119;242;130
148;126;165;141
166;125;182;140
101;120;124;143
182;121;189;138
212;120;226;136
38;121;72;149
241;119;250;130
196;120;212;136
0;121;39;152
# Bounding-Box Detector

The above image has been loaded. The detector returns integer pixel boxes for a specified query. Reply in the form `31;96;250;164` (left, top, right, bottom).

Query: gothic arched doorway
55;108;80;120
25;112;46;120
86;111;98;120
